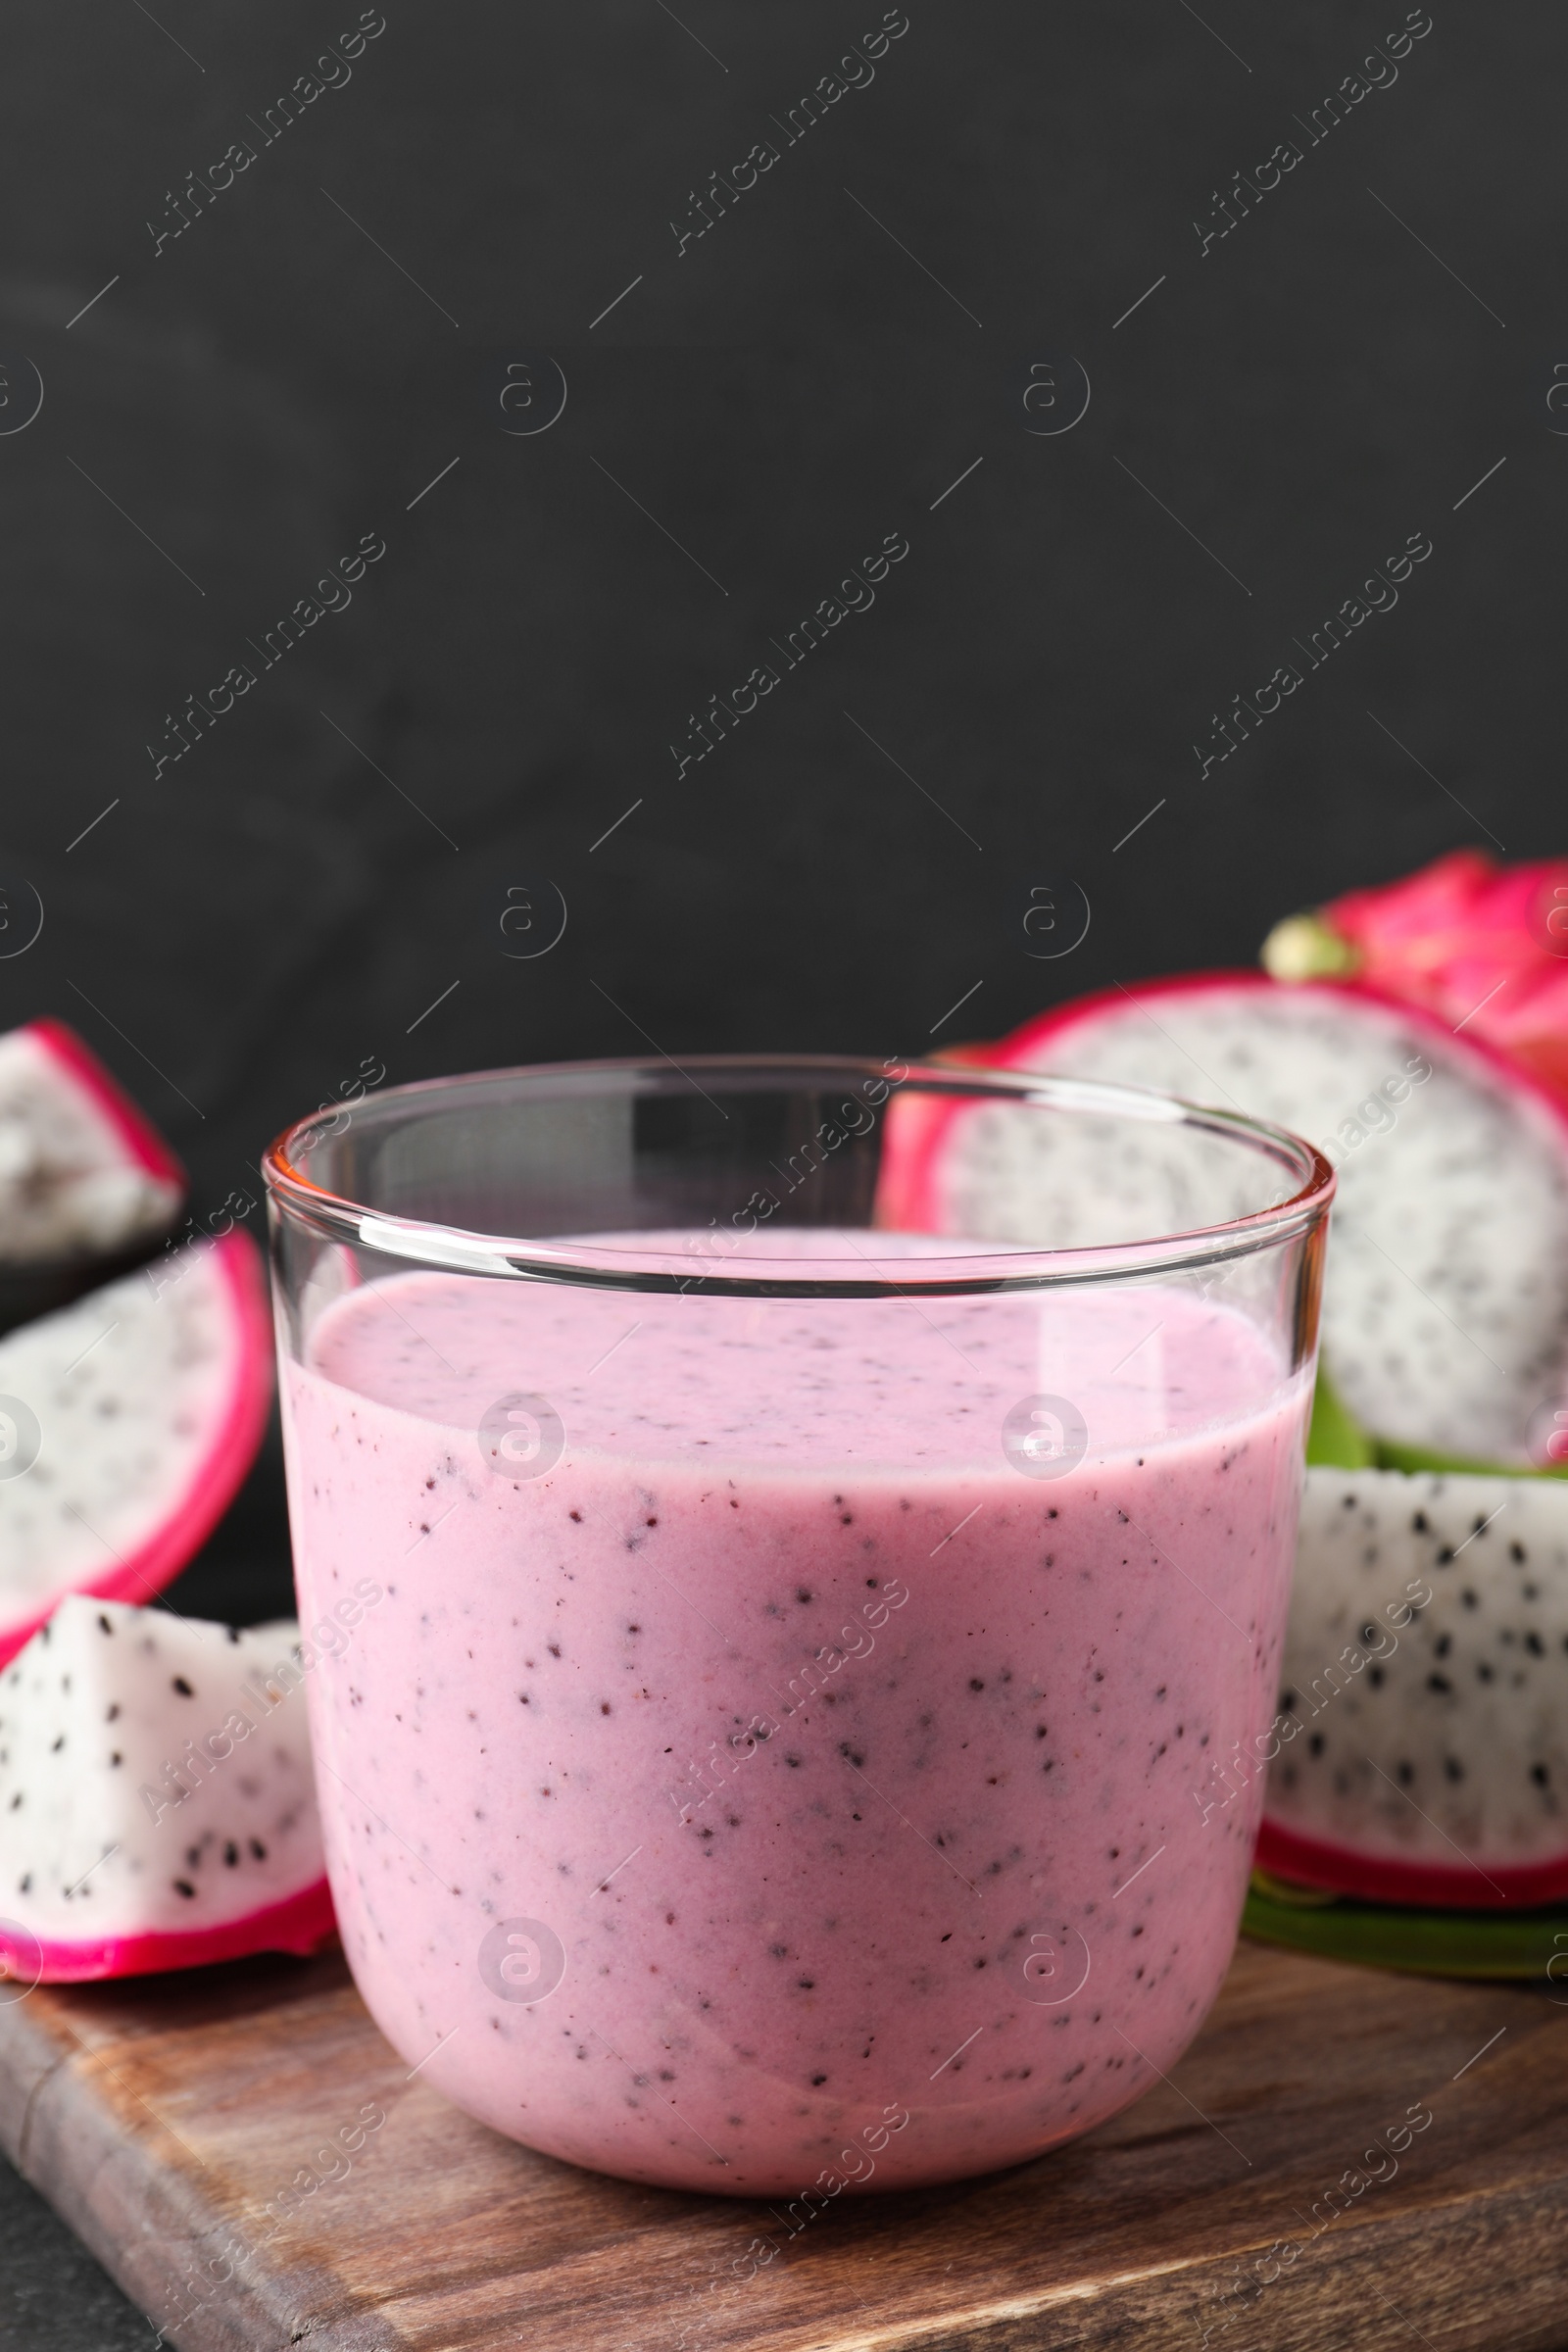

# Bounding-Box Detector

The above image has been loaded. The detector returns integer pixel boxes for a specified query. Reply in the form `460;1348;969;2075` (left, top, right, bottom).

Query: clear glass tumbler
264;1054;1332;2197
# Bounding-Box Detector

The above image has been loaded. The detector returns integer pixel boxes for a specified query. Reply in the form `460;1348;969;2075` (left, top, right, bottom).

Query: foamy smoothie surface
282;1229;1309;2196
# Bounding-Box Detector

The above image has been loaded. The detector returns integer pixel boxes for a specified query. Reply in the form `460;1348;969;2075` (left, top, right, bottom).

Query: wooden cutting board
1;1936;1565;2352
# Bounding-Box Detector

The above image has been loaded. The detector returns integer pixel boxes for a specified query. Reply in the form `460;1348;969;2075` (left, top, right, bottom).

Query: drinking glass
265;1054;1332;2196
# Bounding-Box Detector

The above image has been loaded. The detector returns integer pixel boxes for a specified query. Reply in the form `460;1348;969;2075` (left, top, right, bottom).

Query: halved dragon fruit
1250;1462;1568;1908
0;1019;184;1332
0;1594;334;1982
881;974;1568;1467
1263;849;1568;1109
0;1228;272;1667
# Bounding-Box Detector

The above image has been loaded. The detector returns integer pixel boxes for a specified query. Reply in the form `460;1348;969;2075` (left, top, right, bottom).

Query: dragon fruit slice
0;1017;184;1260
0;1228;272;1668
0;1017;185;1337
884;974;1568;1466
1251;1463;1568;1908
1263;849;1568;1109
0;1594;335;1982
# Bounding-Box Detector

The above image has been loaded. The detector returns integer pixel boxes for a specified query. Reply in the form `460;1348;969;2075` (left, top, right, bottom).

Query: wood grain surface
0;1937;1563;2352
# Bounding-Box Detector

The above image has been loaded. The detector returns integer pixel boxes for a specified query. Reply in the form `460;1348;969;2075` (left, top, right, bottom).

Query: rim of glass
263;1054;1336;1298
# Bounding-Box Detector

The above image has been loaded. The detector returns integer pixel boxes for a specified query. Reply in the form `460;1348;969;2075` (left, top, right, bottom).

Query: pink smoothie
280;1237;1308;2197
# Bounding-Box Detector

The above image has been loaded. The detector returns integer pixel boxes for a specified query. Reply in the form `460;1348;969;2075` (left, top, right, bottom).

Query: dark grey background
1;1;1560;2340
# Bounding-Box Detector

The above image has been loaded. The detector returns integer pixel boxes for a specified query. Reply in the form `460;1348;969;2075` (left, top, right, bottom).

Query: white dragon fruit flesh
0;1229;273;1667
0;1594;341;1983
0;1018;182;1265
1238;1464;1568;1906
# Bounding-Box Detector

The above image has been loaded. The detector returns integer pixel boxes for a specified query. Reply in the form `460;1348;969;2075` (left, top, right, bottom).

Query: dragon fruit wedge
1262;849;1568;1110
0;1594;338;1983
882;973;1568;1468
0;1228;272;1668
1248;1463;1568;1908
0;1018;184;1332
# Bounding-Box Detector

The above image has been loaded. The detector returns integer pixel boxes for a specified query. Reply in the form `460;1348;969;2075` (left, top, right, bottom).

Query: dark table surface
0;2164;154;2351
